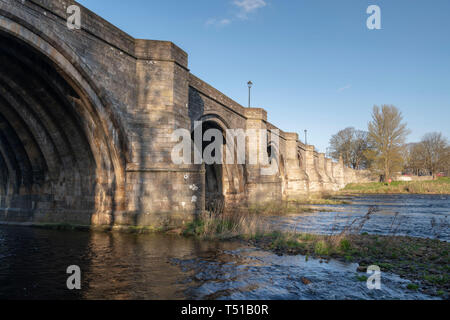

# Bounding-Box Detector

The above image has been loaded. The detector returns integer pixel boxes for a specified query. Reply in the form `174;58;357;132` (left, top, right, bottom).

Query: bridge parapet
135;39;188;69
189;74;246;119
244;108;267;121
18;0;135;53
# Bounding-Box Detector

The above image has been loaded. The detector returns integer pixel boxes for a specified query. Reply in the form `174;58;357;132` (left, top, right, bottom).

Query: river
0;194;447;300
270;194;450;241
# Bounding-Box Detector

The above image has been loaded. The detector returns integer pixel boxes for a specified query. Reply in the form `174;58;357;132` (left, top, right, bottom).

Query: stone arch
195;113;232;133
279;154;288;198
267;141;286;196
297;149;303;169
0;17;127;225
193;114;247;213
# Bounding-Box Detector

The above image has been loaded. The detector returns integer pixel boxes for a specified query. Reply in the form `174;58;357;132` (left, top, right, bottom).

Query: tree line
328;105;450;181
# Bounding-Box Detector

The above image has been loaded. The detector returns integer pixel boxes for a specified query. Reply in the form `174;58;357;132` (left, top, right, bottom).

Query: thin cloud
233;0;267;19
337;84;352;93
205;0;267;27
205;18;232;27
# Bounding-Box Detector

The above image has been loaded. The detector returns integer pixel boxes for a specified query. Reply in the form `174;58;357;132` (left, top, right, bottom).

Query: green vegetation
340;238;351;251
183;210;269;240
342;177;450;195
407;284;419;291
249;232;449;297
289;194;351;205
356;275;368;282
183;194;350;240
314;240;330;255
182;204;449;297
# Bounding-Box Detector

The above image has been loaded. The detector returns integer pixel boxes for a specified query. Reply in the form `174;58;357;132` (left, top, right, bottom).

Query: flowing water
269;194;450;241
0;194;447;300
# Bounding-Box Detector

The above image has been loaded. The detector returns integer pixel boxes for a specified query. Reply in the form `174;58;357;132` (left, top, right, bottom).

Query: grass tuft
183;210;270;240
407;283;419;291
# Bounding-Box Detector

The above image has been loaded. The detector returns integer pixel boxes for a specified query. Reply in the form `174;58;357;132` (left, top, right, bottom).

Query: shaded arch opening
191;114;248;214
199;120;225;214
0;29;125;225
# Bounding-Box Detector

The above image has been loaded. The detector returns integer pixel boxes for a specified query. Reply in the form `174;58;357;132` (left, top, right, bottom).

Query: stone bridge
0;0;370;228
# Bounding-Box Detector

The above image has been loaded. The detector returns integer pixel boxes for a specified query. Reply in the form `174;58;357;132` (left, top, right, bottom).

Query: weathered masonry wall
187;75;373;205
0;0;373;228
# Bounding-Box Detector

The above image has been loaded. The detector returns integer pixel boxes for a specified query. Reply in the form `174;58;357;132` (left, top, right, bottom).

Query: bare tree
329;127;372;169
404;142;428;176
420;132;449;178
368;105;410;181
353;130;372;169
445;146;450;176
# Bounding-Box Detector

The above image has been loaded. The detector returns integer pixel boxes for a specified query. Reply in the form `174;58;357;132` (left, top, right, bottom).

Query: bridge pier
317;153;334;191
122;40;203;227
284;133;309;199
304;146;323;192
244;109;283;205
333;156;346;189
326;157;339;191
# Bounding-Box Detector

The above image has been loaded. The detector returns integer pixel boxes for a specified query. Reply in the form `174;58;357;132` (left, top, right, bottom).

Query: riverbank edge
0;221;166;234
340;178;450;195
0;195;348;234
341;191;450;196
245;232;449;299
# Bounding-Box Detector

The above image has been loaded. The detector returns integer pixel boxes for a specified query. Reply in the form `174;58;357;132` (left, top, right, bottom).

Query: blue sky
78;0;450;153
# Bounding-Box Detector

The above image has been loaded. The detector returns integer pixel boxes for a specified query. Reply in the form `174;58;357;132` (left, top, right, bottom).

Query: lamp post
304;129;308;145
247;81;253;108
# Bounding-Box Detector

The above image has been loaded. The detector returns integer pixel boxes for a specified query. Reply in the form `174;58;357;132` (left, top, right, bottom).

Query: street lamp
304;130;308;145
247;81;253;108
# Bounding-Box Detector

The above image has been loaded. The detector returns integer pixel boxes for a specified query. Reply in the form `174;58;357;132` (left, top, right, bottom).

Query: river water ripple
269;194;450;241
0;194;446;300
